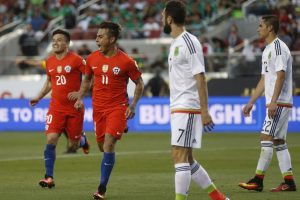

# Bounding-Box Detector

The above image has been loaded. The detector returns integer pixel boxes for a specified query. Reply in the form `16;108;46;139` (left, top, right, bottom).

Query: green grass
0;132;299;200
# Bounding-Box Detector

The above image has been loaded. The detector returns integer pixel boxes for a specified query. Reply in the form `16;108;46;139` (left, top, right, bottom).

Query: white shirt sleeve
275;50;288;72
186;40;205;75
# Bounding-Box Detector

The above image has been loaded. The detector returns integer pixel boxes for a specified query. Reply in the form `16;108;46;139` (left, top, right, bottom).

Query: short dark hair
99;21;121;40
165;0;186;25
52;29;70;43
261;15;279;34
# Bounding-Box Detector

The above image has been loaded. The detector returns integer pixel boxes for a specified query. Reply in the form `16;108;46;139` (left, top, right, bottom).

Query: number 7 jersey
86;49;141;111
46;52;85;113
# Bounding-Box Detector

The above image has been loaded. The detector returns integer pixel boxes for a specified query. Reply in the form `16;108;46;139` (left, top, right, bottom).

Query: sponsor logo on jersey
64;65;71;73
102;64;108;73
112;66;120;75
57;66;62;73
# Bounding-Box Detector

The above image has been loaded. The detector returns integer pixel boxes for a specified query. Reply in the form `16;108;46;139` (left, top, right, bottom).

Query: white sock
275;143;293;175
175;163;191;196
190;160;213;189
256;141;273;175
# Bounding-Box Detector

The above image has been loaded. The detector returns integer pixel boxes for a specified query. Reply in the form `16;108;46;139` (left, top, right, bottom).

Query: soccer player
162;1;229;200
74;22;144;200
239;15;297;192
29;29;90;188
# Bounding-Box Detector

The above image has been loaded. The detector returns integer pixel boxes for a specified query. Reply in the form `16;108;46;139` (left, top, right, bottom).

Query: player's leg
188;114;228;200
171;113;197;200
239;109;275;192
93;108;126;200
271;107;296;192
39;132;60;188
66;111;90;154
39;111;64;188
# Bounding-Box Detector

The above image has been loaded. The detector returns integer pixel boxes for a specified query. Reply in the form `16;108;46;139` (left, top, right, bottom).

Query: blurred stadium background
0;0;299;200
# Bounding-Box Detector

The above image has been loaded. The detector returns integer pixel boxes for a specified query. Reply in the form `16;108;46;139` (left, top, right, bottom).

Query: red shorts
93;107;127;142
45;109;84;141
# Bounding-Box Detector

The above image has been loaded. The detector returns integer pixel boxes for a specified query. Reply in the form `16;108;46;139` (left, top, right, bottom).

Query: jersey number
101;75;108;85
177;129;185;142
56;75;66;85
46;114;53;124
262;120;272;132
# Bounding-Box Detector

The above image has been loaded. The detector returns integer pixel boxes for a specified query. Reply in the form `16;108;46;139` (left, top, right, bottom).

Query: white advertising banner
0;75;48;99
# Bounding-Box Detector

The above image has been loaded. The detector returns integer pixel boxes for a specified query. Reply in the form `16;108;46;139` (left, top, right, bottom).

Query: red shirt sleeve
127;58;141;81
85;55;93;75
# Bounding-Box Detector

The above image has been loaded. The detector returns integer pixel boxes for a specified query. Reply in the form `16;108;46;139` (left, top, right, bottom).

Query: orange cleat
239;178;263;192
93;192;105;200
81;132;90;154
39;177;55;188
270;182;296;192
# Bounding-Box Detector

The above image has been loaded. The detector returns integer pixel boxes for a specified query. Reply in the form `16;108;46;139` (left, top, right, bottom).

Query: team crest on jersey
112;66;120;75
102;64;108;73
174;46;180;56
64;65;71;73
268;52;272;59
57;66;62;73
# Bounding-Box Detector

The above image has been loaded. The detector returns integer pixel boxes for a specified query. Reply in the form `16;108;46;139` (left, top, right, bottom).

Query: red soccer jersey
46;52;85;113
86;49;141;111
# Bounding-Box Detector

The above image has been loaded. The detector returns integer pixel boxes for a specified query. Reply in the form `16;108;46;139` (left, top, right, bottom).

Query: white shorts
171;113;202;148
261;107;291;140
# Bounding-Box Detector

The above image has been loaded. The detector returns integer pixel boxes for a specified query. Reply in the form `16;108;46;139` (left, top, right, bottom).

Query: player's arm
126;77;144;119
30;75;52;106
268;70;285;118
74;73;93;110
243;75;265;117
194;72;214;132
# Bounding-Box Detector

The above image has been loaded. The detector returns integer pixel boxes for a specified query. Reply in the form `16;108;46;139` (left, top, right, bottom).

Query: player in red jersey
75;22;144;200
30;29;90;188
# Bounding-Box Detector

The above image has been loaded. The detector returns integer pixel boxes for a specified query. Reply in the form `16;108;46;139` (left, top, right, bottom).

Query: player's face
96;28;114;54
257;19;270;39
162;9;171;34
52;34;68;54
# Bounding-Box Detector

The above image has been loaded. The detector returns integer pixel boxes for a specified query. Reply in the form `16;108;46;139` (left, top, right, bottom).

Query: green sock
176;193;188;200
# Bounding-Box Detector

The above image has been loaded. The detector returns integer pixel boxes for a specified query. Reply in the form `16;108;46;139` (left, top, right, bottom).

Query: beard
163;24;172;34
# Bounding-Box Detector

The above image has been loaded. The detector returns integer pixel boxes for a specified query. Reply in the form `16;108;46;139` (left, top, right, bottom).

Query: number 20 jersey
46;52;85;113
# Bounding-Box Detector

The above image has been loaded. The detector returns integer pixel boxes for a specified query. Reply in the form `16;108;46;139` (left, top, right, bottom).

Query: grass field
0;132;299;200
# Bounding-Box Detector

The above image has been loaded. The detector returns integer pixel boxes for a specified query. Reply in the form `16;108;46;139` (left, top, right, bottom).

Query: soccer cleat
270;182;297;192
39;177;55;188
209;189;230;200
81;132;90;154
238;178;263;192
93;192;105;200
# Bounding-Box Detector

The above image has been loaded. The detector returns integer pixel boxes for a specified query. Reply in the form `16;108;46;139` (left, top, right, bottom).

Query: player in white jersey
162;1;229;200
239;15;296;192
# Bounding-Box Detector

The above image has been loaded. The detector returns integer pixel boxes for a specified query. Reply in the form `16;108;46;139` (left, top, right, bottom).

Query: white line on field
1;144;299;162
0;150;171;162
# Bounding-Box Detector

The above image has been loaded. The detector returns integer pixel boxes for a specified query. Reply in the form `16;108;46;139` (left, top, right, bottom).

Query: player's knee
273;139;285;146
259;134;273;141
172;146;189;163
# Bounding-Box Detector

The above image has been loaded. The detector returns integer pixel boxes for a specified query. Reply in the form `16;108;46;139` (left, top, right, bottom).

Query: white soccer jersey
168;31;205;112
261;37;293;106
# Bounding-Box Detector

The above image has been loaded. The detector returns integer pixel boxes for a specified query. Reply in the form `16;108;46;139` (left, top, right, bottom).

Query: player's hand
126;104;135;119
74;99;83;110
202;112;214;133
68;91;79;101
242;103;253;117
268;102;277;119
29;97;40;106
